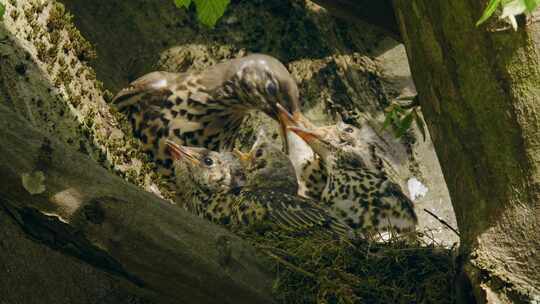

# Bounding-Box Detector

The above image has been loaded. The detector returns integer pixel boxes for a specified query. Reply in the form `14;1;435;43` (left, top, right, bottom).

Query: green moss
47;2;96;62
235;227;455;304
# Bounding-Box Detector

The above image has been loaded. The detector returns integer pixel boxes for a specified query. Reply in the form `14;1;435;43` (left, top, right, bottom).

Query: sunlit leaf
396;111;414;138
0;3;5;21
193;0;230;28
174;0;192;8
523;0;540;11
476;0;502;26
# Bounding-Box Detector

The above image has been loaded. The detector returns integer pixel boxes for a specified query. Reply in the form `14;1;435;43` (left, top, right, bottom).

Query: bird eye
265;81;278;96
255;148;264;158
344;127;354;133
203;157;214;166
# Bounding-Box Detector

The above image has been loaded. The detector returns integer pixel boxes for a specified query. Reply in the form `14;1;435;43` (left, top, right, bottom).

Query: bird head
287;126;366;171
232;54;300;117
233;129;298;193
167;140;246;194
287;126;335;160
228;55;300;152
279;106;368;153
317;119;363;148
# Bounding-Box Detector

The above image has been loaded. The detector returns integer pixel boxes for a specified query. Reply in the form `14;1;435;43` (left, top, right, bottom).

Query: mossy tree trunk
393;1;540;303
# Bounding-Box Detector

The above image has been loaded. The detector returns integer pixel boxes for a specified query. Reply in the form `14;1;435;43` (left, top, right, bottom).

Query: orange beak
166;140;200;165
276;103;298;128
287;126;334;159
276;103;317;130
233;148;252;167
286;126;321;145
292;110;316;130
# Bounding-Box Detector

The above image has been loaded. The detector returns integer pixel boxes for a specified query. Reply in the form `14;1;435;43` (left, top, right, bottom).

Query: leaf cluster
174;0;230;28
0;3;5;21
382;99;426;141
477;0;540;26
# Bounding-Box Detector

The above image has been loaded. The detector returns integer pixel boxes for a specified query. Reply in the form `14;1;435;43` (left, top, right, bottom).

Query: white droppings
49;187;85;216
407;177;428;201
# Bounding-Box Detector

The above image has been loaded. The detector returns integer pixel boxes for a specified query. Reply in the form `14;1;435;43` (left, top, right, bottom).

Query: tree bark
0;103;274;304
393;1;540;303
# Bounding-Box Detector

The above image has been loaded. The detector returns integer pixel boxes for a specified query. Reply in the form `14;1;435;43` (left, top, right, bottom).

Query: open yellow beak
233;148;252;167
166;140;200;165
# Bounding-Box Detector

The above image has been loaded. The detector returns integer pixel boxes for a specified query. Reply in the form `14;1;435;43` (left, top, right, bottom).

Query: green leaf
523;0;540;11
193;0;230;28
396;111;414;138
391;109;402;126
0;3;5;21
174;0;192;8
476;0;502;26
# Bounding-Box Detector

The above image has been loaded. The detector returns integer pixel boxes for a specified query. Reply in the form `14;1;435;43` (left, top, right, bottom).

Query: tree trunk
0;103;275;304
393;1;540;303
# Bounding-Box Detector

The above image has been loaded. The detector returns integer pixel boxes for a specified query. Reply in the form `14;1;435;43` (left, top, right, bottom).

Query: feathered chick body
277;105;396;201
234;129;298;195
167;140;352;239
113;54;300;176
289;126;418;235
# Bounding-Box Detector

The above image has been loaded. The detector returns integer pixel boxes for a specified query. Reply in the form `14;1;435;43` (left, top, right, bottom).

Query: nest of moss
235;225;455;304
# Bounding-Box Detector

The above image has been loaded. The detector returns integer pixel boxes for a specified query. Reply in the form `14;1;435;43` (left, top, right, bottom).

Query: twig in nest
262;250;316;279
423;208;460;237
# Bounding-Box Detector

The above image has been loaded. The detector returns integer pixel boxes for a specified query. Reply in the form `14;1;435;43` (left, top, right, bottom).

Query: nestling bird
167;140;352;239
276;104;397;201
288;126;417;235
233;129;298;195
165;139;246;215
113;54;300;176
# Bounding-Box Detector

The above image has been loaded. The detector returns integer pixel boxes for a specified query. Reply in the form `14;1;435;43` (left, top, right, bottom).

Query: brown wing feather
238;190;352;239
112;71;185;110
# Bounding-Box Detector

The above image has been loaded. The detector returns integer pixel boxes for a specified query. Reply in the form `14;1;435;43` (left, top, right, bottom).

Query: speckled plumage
113;54;300;176
289;126;417;235
168;141;352;239
277;105;395;201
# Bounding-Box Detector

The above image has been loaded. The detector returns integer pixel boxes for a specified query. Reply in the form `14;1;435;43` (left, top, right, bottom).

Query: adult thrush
113;54;300;176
